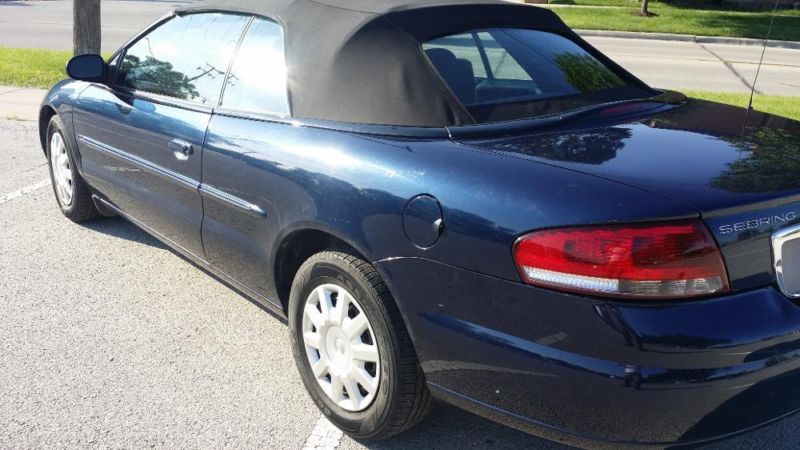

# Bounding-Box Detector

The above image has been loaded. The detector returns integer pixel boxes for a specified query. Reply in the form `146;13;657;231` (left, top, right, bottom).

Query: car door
72;13;251;258
200;17;292;301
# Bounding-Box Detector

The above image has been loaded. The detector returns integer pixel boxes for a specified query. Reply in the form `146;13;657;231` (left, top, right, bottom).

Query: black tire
46;115;100;222
288;251;431;440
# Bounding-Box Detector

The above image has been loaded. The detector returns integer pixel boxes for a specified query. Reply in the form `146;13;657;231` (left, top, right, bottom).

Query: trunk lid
457;98;800;292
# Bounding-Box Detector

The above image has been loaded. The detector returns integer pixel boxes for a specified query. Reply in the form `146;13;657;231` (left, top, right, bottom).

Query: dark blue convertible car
39;0;800;447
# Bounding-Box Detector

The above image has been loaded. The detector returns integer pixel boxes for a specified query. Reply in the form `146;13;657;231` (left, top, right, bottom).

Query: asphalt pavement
0;118;566;449
1;0;799;95
2;1;800;448
583;36;800;96
0;0;184;53
2;116;800;449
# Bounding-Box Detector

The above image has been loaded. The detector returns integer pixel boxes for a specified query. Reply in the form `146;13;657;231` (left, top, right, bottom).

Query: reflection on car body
39;0;800;447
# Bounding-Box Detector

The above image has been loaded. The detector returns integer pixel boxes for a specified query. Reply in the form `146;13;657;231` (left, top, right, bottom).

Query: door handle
169;139;194;161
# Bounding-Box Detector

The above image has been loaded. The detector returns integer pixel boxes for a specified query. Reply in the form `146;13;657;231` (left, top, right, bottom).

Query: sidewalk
0;86;45;121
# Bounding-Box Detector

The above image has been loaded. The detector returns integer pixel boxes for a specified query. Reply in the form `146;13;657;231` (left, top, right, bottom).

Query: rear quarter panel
202;114;699;299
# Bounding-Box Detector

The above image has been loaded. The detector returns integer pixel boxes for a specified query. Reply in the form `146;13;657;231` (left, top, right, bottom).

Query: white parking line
302;415;343;450
0;179;51;205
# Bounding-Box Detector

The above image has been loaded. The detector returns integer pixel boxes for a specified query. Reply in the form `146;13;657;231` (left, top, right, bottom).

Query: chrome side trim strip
77;135;198;191
78;135;266;219
772;223;800;299
199;183;267;219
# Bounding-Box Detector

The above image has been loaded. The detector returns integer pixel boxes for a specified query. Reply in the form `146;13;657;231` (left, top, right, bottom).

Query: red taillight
513;220;729;299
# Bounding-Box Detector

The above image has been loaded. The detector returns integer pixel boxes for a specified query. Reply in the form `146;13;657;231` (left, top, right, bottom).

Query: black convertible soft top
176;0;578;127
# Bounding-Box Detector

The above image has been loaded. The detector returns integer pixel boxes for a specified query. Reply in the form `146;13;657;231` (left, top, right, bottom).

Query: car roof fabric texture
176;0;574;127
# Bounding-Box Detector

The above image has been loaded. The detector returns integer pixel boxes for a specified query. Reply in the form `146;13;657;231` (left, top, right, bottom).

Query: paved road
3;118;800;449
583;36;800;96
0;118;561;449
0;0;185;53
1;0;799;96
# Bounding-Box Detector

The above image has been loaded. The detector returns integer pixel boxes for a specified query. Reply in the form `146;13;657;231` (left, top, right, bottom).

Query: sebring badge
719;211;798;235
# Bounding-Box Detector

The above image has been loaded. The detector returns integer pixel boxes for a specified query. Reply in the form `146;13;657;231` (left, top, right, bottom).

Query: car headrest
424;48;476;104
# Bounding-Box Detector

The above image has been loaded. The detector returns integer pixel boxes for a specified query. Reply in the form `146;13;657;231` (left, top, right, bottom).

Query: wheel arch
273;226;374;313
38;105;57;155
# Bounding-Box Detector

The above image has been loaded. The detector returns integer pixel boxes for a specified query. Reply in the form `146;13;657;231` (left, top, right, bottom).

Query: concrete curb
576;29;800;50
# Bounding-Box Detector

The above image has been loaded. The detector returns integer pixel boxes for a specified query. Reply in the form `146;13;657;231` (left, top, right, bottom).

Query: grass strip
683;90;800;121
549;5;800;41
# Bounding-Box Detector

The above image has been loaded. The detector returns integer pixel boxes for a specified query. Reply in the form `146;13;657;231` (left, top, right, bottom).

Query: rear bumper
376;257;800;448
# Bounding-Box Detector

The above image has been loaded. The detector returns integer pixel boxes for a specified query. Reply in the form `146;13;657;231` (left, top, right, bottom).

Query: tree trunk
73;0;101;55
641;0;650;15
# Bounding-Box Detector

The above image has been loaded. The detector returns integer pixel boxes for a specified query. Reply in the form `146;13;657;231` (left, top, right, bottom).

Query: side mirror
66;54;107;82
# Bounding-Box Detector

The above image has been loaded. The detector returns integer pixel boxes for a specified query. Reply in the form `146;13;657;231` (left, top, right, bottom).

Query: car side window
221;18;290;116
118;13;250;105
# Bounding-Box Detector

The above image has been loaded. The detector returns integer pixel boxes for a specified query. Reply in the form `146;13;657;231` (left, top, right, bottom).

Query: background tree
73;0;101;55
554;53;624;92
634;0;657;17
711;128;800;193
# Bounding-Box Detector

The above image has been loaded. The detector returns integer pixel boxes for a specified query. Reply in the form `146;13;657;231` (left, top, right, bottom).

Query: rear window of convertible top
423;29;653;123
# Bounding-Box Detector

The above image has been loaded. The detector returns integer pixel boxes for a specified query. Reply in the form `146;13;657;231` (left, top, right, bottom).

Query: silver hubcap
50;132;73;206
302;284;380;412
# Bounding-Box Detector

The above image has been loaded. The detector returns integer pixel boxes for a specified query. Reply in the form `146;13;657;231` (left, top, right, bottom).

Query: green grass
548;4;800;41
549;0;800;11
548;0;775;7
0;47;72;89
0;47;113;89
684;90;800;121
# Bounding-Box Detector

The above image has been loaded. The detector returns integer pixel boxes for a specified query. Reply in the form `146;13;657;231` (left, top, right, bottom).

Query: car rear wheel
46;116;100;222
288;251;431;440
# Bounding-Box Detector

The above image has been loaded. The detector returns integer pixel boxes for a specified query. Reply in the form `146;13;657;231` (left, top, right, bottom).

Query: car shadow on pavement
75;218;571;449
80;216;165;249
358;400;572;450
79;216;293;324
